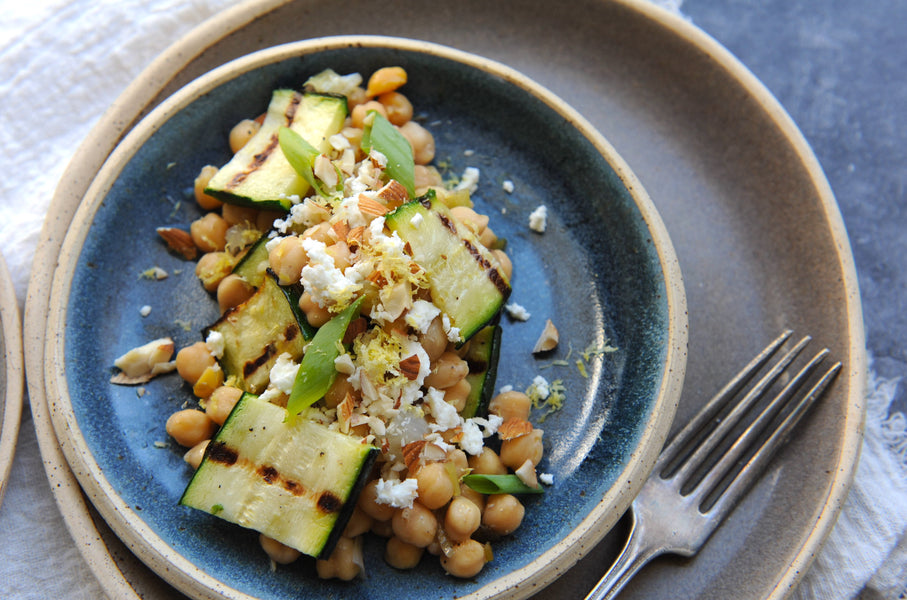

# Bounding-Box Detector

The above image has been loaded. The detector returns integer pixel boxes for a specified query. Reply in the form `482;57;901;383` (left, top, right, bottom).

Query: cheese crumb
269;353;300;395
455;167;481;193
139;305;152;317
526;375;550;401
205;330;225;359
539;473;554;485
505;302;531;321
502;180;514;193
405;300;441;334
375;478;419;508
529;205;548;233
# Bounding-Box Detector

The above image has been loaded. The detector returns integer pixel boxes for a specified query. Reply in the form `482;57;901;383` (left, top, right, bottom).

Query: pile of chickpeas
161;67;542;581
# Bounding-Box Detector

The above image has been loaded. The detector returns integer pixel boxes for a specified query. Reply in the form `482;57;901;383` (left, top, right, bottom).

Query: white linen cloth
0;1;904;598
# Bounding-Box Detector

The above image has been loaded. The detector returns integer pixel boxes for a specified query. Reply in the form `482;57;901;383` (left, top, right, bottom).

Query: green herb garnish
462;474;544;495
278;126;328;197
211;504;224;515
361;112;415;198
286;296;364;422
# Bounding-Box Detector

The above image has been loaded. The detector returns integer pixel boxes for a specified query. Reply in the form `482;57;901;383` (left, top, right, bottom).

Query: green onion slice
278;126;328;197
462;474;544;495
361;112;415;198
286;296;364;421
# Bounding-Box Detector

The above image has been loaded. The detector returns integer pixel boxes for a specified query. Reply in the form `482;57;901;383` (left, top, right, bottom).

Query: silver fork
585;330;842;600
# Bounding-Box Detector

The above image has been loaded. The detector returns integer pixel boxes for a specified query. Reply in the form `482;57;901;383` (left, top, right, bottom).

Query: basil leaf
278;126;327;197
462;474;544;495
286;296;364;421
362;112;415;198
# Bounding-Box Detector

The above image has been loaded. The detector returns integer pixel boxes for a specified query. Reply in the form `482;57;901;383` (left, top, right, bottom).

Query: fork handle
584;512;662;600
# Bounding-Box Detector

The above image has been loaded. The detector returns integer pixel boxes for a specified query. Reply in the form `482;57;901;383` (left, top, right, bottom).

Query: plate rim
22;0;865;598
42;35;687;600
0;251;24;510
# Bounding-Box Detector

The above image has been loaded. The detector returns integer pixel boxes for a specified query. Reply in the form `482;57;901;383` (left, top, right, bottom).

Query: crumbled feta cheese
502;180;514;193
139;305;152;317
455;167;481;193
529;205;548;233
505;302;531;321
426;387;462;431
269;353;300;395
405;300;441;334
499;384;514;394
375;478;419;508
441;314;462;343
300;238;363;308
205;330;225;359
463;149;475;157
527;375;550;400
334;353;355;375
410;213;424;227
539;473;554;485
458;419;485;455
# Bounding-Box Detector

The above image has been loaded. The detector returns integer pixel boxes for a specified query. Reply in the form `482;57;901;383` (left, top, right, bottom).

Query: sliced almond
376;180;409;207
111;337;176;384
156;227;198;260
402;440;429;472
515;459;540;489
347;225;366;248
399;354;422;381
332;220;351;241
358;194;390;217
532;319;559;354
498;417;534;441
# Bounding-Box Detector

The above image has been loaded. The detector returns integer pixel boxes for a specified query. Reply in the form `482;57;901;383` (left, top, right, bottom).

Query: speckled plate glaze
0;251;24;509
43;37;686;600
26;1;865;599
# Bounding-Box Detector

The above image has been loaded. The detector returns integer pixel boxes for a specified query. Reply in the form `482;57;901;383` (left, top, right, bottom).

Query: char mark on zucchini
226;93;302;190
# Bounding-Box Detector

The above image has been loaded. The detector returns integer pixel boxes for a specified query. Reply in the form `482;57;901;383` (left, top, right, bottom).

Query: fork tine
661;332;810;485
703;358;841;518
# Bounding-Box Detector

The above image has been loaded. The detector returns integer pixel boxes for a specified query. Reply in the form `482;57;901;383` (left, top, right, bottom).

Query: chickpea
259;534;301;565
256;209;284;232
183;439;209;469
268;236;307;285
193;165;222;210
298;292;332;328
447;448;469;476
217;274;254;313
323;375;355;409
444;496;481;543
343;506;373;538
221;203;259;227
391;501;437;548
492;249;513;281
366;66;407;97
378;91;413;126
460;485;486;513
326;241;351;271
358;479;396;521
450;206;489;236
444;378;471;413
229;118;261;153
414;165;443;190
371;518;395;538
301;221;333;244
483;494;525;536
418;316;448;362
175;341;216;385
206;386;243;425
385;536;423;570
416;462;455;510
489;390;532;422
166;409;216;448
351;100;388;129
425;351;469;389
316;536;362;581
398;121;436;165
190;212;229;253
440;539;487;578
478;225;497;249
500;429;544;470
195;251;234;292
468;447;507;476
346;86;368;110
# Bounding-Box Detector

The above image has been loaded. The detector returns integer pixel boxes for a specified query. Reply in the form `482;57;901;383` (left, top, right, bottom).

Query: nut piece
156;227;198;260
111;337;176;384
497;418;534;441
532;319;559;354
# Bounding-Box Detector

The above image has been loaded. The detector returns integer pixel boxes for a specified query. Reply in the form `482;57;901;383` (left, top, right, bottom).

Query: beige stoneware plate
25;0;864;599
0;251;24;509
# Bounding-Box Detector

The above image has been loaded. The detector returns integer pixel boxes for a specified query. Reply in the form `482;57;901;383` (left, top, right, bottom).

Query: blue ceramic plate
47;37;686;600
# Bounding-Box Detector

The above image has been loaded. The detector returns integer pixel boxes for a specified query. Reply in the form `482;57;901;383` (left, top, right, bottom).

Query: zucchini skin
461;325;502;418
205;91;348;211
180;393;378;559
385;192;511;343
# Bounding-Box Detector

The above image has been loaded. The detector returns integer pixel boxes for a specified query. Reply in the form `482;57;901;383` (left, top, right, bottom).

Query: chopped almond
498;418;534;441
532;319;559;354
358;194;390;217
156;227;198;260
